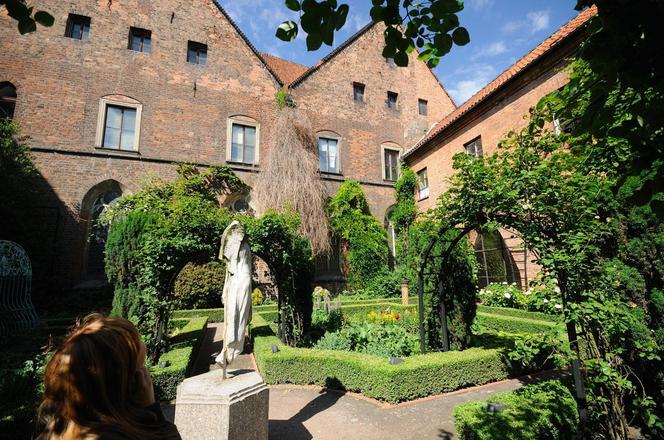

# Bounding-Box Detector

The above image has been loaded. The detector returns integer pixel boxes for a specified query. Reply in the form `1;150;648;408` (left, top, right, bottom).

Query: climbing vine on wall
327;180;389;290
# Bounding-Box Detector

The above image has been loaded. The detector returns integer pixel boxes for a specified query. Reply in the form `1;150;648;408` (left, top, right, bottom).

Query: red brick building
403;9;595;288
0;0;452;296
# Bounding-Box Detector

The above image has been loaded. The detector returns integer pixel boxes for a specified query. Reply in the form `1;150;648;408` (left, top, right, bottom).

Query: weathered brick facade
0;1;454;295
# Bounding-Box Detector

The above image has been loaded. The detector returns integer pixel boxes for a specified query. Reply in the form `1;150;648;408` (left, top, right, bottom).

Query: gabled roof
287;21;455;104
260;53;309;86
403;7;596;159
289;22;377;88
211;1;284;86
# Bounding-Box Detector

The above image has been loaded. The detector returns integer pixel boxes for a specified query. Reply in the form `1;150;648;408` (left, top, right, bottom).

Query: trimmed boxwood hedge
476;305;559;323
474;312;561;335
252;314;513;403
453;380;578;439
150;316;207;401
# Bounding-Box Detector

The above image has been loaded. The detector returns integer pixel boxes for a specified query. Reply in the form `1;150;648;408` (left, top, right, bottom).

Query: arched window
474;231;521;288
0;82;17;119
81;181;124;279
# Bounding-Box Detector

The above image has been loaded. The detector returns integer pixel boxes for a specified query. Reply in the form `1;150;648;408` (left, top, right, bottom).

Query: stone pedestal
174;369;269;440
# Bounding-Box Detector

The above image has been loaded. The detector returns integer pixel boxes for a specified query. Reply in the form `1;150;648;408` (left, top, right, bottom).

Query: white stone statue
215;221;253;379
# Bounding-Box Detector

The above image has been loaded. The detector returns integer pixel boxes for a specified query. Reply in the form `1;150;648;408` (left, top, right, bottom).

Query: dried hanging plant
253;106;330;256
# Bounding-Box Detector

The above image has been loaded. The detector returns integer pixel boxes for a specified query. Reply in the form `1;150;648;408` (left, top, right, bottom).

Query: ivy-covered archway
103;165;313;361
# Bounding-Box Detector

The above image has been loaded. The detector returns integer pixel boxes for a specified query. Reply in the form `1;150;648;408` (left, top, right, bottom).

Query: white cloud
502;10;550;35
447;63;497;104
468;0;495;12
527;10;550;34
471;41;507;60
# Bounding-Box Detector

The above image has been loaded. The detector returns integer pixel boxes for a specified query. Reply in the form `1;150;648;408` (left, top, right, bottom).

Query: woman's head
39;314;148;437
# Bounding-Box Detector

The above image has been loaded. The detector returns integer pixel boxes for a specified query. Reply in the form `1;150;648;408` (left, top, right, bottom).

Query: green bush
253;314;512;403
314;331;352;351
477;305;559;323
311;308;343;335
359;268;404;297
252;288;265;306
0;338;49;439
150;316;208;401
173;307;224;322
327;180;389;290
474;312;561;335
314;321;419;358
454;380;578;440
172;260;225;310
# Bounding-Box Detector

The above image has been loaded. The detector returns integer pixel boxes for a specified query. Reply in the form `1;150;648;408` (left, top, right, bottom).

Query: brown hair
37;314;164;439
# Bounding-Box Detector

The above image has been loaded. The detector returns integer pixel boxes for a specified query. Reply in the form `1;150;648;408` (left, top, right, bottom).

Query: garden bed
150;316;208;401
252;313;514;403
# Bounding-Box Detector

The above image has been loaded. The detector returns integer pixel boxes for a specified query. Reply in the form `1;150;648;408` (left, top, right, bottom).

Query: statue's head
227;220;245;237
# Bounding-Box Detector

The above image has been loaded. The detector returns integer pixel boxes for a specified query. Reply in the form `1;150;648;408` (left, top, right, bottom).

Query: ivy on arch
103;164;313;361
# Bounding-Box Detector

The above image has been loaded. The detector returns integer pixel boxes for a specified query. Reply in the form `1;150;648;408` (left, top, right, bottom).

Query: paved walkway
166;323;567;439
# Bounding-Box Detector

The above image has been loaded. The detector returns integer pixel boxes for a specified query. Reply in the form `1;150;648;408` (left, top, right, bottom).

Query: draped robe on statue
215;221;252;377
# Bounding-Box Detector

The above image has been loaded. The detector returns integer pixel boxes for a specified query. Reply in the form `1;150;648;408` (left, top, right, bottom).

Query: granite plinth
174;369;268;440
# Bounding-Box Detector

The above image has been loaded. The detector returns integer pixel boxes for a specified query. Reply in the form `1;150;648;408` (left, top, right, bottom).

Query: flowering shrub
478;281;563;315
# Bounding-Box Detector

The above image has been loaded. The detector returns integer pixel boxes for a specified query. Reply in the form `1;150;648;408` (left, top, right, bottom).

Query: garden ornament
215;221;253;379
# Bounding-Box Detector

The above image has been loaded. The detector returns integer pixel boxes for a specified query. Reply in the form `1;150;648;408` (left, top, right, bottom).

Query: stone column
401;279;409;305
174;369;269;440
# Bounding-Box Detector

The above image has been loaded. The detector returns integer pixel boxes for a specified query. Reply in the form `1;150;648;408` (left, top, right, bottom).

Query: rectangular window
353;82;365;102
418;99;428;116
464;136;483;158
417;168;429;200
387;91;398;109
102;105;137;151
383;148;400;181
129;27;151;53
231;123;256;164
187;41;207;65
318;138;339;173
65;14;90;41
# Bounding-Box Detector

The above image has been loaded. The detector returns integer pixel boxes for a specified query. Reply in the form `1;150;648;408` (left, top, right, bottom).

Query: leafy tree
0;118;38;231
1;0;53;34
276;0;470;67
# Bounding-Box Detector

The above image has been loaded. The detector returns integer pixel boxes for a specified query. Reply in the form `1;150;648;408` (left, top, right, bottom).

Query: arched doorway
0;82;17;119
80;180;124;279
474;230;521;288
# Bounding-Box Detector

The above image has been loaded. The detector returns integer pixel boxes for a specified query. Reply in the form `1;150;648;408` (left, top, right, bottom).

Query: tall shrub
327;180;389;290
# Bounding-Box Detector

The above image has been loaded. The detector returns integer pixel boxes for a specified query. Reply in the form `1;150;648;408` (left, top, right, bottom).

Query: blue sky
218;1;578;104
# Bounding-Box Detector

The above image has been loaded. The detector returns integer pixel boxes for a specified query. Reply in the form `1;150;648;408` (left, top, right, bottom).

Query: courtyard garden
1;1;663;439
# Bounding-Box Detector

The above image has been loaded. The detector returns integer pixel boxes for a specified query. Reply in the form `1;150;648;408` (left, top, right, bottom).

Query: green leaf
284;0;301;12
306;32;323;51
18;18;36;35
276;21;298;41
452;27;470;45
370;5;384;22
382;44;397;58
301;12;320;33
394;50;408;67
335;4;349;31
34;11;55;27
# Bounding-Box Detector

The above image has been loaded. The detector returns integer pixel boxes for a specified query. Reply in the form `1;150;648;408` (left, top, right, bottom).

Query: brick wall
292;23;455;221
0;2;455;293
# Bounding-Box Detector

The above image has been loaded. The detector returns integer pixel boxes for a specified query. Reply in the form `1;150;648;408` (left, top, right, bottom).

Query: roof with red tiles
403;7;596;158
260;53;310;87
